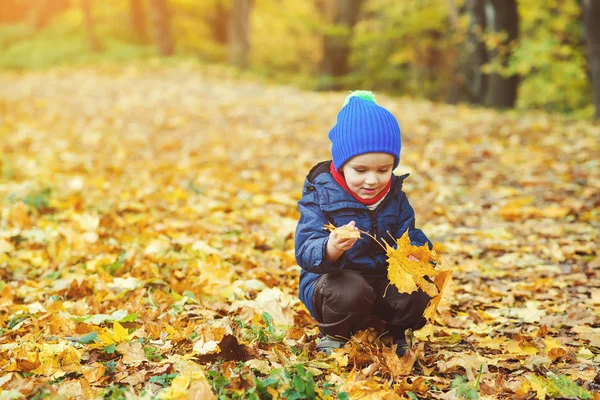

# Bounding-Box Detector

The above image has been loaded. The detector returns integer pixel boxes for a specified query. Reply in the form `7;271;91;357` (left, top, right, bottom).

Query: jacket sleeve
393;193;432;249
295;190;346;274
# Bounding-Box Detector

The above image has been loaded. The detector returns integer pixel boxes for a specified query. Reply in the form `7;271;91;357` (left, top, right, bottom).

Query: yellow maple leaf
163;371;216;400
423;269;453;323
97;321;133;345
59;346;82;373
324;223;361;239
338;368;399;399
386;231;440;297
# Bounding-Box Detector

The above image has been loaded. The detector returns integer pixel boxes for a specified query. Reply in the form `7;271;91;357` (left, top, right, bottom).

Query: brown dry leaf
436;352;491;382
571;326;600;347
82;362;107;384
194;334;252;362
397;376;433;398
118;369;148;387
423;269;453;323
324;222;361;239
55;379;84;398
381;343;424;377
116;341;148;366
10;346;40;372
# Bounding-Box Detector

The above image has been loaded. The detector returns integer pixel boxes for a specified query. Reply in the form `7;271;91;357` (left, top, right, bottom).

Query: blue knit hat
329;90;401;170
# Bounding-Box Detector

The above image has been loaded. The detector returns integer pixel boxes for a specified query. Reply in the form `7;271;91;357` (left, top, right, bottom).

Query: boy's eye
354;169;366;173
378;169;390;173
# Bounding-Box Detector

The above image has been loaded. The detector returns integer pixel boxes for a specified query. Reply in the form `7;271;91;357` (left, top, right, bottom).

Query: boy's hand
326;221;359;263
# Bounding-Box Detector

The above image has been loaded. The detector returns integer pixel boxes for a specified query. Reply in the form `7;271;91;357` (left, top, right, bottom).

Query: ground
0;64;598;399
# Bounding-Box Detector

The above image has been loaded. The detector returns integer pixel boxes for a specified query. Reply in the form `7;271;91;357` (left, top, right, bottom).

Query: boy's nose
365;173;378;185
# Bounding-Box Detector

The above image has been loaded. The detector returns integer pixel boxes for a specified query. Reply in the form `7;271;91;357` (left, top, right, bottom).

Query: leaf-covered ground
0;64;599;399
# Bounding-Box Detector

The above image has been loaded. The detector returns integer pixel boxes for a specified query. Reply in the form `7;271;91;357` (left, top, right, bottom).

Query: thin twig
375;330;389;341
386;230;398;245
358;229;387;251
383;282;391;297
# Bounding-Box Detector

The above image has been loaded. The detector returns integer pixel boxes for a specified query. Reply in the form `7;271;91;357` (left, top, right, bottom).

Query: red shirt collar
329;162;391;206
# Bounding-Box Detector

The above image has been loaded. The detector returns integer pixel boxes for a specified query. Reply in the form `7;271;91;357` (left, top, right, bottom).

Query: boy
295;91;432;356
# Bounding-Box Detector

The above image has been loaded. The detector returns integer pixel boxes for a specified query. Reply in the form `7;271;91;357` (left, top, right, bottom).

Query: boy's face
341;153;395;199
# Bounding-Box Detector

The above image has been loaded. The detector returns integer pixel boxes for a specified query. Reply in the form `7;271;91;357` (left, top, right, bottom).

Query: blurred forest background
1;0;599;119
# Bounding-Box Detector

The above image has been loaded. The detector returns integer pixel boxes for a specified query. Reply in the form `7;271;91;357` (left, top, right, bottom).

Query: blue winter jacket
295;161;432;319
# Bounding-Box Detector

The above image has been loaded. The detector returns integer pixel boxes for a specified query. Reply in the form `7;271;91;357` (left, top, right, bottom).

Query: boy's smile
341;153;395;199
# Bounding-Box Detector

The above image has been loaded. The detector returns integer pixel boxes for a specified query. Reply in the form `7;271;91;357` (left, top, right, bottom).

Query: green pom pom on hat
343;90;376;107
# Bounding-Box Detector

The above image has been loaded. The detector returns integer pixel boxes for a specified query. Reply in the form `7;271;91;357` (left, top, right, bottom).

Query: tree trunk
129;0;148;44
228;0;253;69
446;0;489;104
81;0;102;52
34;0;53;30
149;0;175;56
27;0;68;29
207;0;228;45
465;0;489;103
583;0;600;119
319;0;364;89
486;0;519;108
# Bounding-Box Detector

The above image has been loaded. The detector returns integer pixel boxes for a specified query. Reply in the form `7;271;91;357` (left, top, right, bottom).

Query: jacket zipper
369;210;378;238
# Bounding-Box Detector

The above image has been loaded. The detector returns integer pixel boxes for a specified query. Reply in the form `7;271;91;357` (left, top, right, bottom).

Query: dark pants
311;270;430;340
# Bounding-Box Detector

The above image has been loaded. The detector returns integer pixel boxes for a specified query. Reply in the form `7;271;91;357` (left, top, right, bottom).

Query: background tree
34;0;53;30
129;0;148;44
81;0;102;52
0;0;595;118
228;0;253;69
31;0;69;30
465;0;489;104
445;0;463;104
447;0;489;104
583;0;600;119
319;0;364;89
486;0;519;108
207;0;228;46
149;0;174;56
